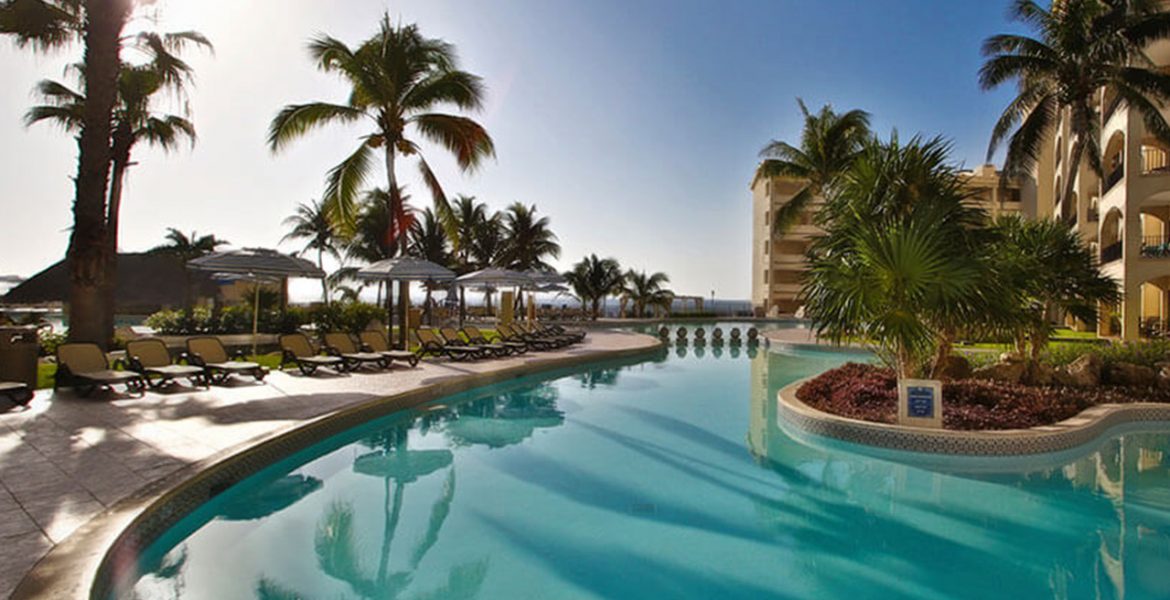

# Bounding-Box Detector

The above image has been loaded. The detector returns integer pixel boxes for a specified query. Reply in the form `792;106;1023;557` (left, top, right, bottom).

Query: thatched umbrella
356;257;456;349
188;248;325;355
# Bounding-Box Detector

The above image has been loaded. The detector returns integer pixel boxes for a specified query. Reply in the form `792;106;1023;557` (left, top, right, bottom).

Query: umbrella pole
251;283;260;357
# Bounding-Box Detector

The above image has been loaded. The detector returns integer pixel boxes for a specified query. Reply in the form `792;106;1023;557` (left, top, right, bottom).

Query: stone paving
0;329;658;599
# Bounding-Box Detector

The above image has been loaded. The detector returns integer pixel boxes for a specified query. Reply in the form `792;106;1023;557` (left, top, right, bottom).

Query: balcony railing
1141;235;1170;258
1103;165;1124;193
1101;241;1123;263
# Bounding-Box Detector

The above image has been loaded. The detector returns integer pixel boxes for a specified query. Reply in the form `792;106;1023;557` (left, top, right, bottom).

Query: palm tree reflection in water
258;420;486;599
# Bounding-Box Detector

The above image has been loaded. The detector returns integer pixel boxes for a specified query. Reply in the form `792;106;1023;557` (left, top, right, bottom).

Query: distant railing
1141;235;1170;258
1104;165;1124;193
1101;241;1123;263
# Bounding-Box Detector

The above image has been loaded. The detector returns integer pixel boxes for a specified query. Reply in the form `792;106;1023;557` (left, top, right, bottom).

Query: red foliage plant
795;363;1167;431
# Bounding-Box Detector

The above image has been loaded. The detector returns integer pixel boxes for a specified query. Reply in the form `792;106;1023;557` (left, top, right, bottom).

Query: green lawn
954;328;1105;352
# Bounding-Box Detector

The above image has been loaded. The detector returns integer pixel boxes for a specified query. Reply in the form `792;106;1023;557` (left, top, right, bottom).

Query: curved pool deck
0;330;661;599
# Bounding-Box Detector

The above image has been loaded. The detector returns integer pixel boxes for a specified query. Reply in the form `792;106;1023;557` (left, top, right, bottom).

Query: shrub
38;329;66;357
309;302;381;333
1041;339;1170;370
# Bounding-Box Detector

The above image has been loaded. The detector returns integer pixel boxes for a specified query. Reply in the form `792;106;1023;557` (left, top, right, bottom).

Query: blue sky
0;0;1023;300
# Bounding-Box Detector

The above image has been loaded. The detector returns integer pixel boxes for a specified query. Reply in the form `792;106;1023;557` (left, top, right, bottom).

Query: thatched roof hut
3;253;221;314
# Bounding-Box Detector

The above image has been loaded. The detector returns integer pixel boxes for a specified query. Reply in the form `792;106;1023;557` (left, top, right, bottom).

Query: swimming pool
118;344;1170;599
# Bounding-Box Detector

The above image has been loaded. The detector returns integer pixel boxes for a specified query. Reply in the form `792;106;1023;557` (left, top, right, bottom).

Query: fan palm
564;255;625;320
802;136;989;378
282;199;340;305
3;0;132;345
982;0;1170;202
500;202;560;271
622;270;672;319
267;15;494;243
753;99;871;235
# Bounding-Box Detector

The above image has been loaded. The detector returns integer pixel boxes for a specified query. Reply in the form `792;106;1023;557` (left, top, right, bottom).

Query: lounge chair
126;338;208;389
439;327;508;357
323;332;389;371
0;381;33;406
415;329;484;361
497;323;558;350
186;336;268;384
357;330;420;367
463;325;528;355
55;342;145;397
280;333;346;375
538;321;586;343
517;322;576;347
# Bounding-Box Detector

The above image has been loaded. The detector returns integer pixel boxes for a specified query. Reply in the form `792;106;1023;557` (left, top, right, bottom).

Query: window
764;211;770;228
763;241;769;254
763;270;769;284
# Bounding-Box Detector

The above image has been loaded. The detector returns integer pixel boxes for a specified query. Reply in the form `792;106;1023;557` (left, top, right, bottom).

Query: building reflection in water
746;347;1170;600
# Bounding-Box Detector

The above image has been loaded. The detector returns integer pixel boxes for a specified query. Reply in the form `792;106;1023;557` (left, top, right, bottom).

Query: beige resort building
1034;46;1170;339
750;164;1033;316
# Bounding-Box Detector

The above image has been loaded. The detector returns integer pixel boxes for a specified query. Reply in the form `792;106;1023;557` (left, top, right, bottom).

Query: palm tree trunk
102;138;131;341
67;0;129;348
317;248;329;306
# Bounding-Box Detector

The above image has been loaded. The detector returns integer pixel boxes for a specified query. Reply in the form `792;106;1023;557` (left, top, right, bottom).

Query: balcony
1141;235;1170;258
1103;165;1124;194
1101;241;1123;263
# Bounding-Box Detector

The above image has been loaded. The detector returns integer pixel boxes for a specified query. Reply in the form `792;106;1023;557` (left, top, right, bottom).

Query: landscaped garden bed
797;361;1170;431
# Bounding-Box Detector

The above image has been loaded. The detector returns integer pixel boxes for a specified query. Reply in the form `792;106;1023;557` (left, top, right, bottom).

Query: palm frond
267;102;365;152
410;113;495;171
323;142;376;233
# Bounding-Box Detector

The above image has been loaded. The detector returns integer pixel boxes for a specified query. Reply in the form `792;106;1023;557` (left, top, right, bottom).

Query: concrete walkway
0;330;659;599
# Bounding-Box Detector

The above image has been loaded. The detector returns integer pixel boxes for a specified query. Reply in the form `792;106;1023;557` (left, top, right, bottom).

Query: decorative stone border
778;377;1170;456
13;339;664;600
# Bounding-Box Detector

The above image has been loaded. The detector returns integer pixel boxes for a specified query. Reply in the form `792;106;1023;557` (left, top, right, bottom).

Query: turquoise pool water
119;345;1170;599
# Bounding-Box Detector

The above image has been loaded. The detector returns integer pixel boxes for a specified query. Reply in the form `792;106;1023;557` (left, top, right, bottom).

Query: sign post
897;378;943;429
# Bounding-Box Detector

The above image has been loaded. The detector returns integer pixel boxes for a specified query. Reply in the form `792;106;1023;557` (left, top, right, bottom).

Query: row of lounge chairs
278;331;419;375
55;336;270;396
413;323;586;361
49;322;588;395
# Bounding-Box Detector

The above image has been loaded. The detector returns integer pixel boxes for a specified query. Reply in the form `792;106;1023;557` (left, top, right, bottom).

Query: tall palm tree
622;270;672;319
27;30;211;336
982;0;1170;202
449;195;488;272
282;199;340;305
500;202;560;271
468;211;505;270
753;99;871;235
268;15;494;341
344;187;415;307
2;0;132;346
564;255;624;320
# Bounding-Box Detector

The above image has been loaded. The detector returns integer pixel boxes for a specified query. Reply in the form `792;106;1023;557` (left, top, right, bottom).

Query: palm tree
407;207;451;322
344;187;415;308
27;30;211;336
468;211;505;270
753;99;870;234
449;195;489;271
282;199;340;305
268;15;494;341
621;270;672;319
802;136;988;379
981;0;1170;202
987;215;1120;360
500;203;560;271
2;0;132;346
564;255;624;320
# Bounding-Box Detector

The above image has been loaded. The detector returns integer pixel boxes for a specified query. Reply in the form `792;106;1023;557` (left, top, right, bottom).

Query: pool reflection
747;347;1170;600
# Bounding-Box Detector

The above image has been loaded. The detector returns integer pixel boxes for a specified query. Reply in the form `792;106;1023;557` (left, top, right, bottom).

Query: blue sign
907;386;935;418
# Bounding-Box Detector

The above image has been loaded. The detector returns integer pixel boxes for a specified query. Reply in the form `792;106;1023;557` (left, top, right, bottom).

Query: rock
1105;361;1158;387
999;351;1024;364
1029;363;1056;386
971;360;1026;384
1057;353;1103;388
935;354;972;380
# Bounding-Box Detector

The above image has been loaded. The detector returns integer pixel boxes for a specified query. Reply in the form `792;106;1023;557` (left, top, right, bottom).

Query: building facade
750;164;1032;316
1036;53;1170;339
